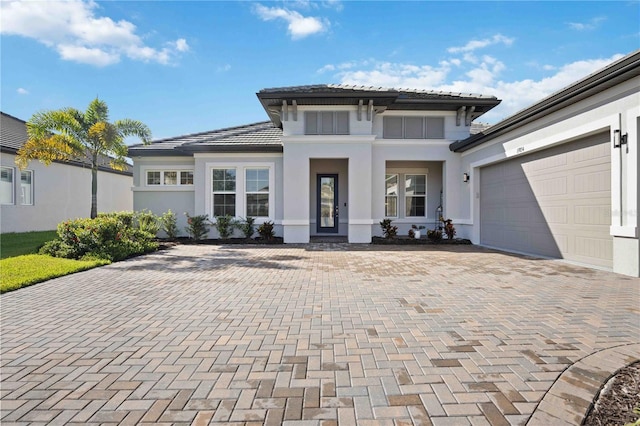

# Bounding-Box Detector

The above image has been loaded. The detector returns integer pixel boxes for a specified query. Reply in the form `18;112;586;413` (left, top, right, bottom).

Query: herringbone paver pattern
1;244;638;425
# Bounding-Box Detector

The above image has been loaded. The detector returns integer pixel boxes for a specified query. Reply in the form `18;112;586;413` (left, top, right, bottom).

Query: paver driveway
1;244;639;425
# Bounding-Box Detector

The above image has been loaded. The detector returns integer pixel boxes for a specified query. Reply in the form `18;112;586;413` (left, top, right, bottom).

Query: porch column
282;144;310;243
348;145;373;243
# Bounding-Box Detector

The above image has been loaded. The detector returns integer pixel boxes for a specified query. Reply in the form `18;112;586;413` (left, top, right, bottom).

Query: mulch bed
583;361;640;426
371;236;472;245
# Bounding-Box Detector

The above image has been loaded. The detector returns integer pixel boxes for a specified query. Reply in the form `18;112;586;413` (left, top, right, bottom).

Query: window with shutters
305;111;349;135
383;116;445;139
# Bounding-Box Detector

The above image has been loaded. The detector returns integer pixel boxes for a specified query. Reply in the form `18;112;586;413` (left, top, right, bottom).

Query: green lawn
1;230;58;259
1;255;109;293
0;231;109;293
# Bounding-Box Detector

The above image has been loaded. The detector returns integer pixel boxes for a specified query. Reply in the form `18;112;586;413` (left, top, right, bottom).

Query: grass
1;255;109;293
1;230;58;259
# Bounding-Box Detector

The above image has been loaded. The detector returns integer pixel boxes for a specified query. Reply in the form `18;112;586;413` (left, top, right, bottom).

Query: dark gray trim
451;50;640;152
1;146;133;176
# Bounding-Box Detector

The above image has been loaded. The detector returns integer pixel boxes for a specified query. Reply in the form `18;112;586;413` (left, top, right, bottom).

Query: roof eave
450;50;640;153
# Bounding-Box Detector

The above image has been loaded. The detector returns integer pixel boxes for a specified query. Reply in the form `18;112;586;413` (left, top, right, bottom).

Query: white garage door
480;131;612;268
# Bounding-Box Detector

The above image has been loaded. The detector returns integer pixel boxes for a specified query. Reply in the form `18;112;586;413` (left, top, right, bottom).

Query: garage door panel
480;131;611;269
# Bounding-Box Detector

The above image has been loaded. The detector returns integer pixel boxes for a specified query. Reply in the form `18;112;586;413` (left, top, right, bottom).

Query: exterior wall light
463;173;470;183
614;129;628;148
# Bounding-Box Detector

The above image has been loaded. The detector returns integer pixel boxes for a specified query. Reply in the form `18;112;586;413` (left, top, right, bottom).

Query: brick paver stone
1;244;638;425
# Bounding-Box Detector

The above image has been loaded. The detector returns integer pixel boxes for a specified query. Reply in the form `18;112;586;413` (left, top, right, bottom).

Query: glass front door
317;174;338;233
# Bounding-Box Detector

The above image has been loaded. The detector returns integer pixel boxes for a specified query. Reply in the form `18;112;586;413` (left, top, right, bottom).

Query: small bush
214;215;236;239
257;220;275;240
136;210;160;236
185;213;211;240
379;219;398;239
427;229;442;241
159;209;179;239
238;216;256;239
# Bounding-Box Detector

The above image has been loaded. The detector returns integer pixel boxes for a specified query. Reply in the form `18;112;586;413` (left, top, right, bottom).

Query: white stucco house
0;112;134;233
129;50;639;276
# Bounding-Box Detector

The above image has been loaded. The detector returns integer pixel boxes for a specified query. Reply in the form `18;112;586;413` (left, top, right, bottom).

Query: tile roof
1;112;29;151
259;83;497;100
128;121;283;156
0;111;132;175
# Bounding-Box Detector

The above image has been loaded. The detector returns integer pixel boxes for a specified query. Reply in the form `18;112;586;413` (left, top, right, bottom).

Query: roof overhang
450;50;640;152
257;86;501;128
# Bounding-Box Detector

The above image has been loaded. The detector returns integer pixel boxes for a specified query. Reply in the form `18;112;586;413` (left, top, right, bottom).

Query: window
212;168;236;216
180;171;193;185
246;168;269;217
385;174;398;217
305;111;349;135
20;170;33;205
146;170;194;186
405;174;426;217
1;166;14;204
383;116;445;139
147;171;161;185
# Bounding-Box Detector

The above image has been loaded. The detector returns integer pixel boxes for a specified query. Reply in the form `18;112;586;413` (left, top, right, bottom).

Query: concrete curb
528;343;640;425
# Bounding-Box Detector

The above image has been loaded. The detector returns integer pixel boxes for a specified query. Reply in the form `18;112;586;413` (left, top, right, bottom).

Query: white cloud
17;88;28;95
568;16;606;31
326;54;624;123
448;34;515;54
253;4;328;39
217;64;231;72
0;0;189;67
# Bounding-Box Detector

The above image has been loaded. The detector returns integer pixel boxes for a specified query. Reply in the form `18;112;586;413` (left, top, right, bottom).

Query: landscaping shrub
427;229;443;241
98;211;134;228
257;220;275;240
136;210;160;236
379;219;398;239
159;209;179;239
40;215;158;261
238;217;256;239
214;215;236;239
185;213;211;240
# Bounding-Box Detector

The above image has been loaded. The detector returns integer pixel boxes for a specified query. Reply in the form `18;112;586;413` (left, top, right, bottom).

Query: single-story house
129;50;639;277
1;112;134;233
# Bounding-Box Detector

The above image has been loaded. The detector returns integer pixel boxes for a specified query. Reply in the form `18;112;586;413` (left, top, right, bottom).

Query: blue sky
1;1;639;142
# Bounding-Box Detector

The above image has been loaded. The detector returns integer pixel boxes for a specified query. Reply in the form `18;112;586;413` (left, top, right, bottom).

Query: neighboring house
129;50;639;277
0;112;134;233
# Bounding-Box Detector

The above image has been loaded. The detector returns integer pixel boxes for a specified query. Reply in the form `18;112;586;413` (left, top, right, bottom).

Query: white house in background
0;112;134;233
129;50;639;276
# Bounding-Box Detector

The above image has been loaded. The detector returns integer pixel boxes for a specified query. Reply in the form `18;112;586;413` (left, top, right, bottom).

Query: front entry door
317;174;339;233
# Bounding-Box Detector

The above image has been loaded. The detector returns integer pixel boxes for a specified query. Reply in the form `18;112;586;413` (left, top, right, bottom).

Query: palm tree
16;98;151;218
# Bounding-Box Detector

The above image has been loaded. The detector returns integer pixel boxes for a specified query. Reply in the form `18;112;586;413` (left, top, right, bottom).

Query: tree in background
16;98;151;218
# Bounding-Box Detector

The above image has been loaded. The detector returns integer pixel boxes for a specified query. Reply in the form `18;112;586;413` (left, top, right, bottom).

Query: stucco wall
1;154;132;233
459;76;639;276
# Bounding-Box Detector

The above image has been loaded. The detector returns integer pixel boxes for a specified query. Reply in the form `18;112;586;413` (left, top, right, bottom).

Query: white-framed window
385;174;398;217
212;168;236;217
305;111;350;135
383;116;445;139
1;166;14;205
20;170;33;205
245;168;269;217
405;174;427;217
146;170;194;186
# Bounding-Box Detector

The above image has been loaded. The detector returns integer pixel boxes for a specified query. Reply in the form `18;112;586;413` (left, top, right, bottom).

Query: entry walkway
1;244;638;425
